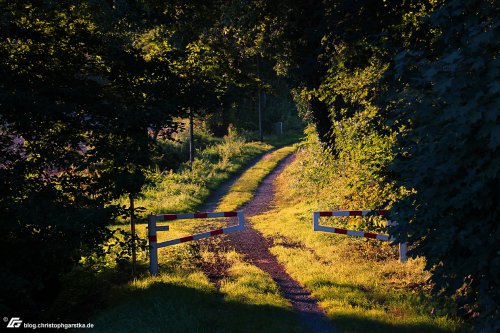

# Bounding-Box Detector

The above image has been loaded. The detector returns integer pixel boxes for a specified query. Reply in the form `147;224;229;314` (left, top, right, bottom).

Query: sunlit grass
89;141;303;332
245;159;464;333
91;269;304;333
220;251;292;308
84;136;464;333
117;141;272;221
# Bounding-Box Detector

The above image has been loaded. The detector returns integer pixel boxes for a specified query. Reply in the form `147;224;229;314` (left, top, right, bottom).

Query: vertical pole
257;56;263;141
237;211;245;230
129;194;136;279
385;219;406;262
399;242;407;263
189;112;194;170
313;212;319;231
148;214;158;276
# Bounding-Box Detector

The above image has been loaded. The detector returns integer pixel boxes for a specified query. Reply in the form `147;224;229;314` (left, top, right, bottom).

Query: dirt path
202;153;338;333
201;149;279;211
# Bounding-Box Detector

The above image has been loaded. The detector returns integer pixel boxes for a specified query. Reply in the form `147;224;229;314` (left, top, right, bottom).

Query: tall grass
246;137;464;333
88;144;304;333
117;128;272;220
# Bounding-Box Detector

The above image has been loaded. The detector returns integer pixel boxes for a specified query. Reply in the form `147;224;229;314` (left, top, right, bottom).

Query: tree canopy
0;0;497;330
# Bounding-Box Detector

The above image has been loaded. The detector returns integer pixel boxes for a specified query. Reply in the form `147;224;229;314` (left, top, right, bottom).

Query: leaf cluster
0;0;262;317
386;1;499;329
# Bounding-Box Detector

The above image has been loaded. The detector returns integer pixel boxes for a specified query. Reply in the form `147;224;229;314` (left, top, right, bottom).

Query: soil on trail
202;153;338;333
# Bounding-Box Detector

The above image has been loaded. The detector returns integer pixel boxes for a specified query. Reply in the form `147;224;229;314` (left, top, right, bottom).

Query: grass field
247;155;464;333
87;145;304;332
58;132;463;332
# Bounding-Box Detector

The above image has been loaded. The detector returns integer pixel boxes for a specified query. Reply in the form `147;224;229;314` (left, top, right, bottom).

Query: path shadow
91;280;306;333
89;278;453;333
331;314;452;333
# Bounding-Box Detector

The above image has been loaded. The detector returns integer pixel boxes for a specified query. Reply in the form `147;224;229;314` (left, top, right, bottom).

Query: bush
152;120;222;171
386;1;499;330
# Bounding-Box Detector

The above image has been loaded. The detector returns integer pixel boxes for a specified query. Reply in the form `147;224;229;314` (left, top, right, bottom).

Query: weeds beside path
90;145;309;333
87;141;460;333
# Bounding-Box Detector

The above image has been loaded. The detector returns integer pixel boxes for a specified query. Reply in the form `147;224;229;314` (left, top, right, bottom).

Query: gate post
237;211;245;230
399;242;407;263
148;214;158;276
312;212;319;231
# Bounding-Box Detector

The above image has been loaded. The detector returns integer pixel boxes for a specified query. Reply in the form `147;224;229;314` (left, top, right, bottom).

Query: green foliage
385;1;499;329
0;0;153;316
152;121;221;171
247;162;464;332
1;0;496;330
286;125;398;231
126;128;272;218
0;0;241;317
262;0;496;329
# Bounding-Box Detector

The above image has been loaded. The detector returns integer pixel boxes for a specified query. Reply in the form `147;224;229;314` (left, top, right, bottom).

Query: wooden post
189;112;194;170
129;194;136;278
257;56;263;141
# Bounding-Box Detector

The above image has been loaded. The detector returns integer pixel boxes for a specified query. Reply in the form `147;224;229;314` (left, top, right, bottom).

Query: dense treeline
267;0;498;330
0;0;497;330
388;2;499;329
0;0;291;318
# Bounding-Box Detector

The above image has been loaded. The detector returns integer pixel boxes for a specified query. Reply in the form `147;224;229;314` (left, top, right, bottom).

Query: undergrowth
247;130;465;333
49;128;302;332
86;145;302;332
119;126;273;219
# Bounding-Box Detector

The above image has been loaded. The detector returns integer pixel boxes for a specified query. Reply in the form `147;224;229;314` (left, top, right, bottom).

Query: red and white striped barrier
148;211;244;275
317;210;390;217
313;210;407;263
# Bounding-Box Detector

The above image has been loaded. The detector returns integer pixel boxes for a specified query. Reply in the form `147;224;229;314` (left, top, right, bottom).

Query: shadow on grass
263;130;303;147
330;314;453;333
91;280;306;333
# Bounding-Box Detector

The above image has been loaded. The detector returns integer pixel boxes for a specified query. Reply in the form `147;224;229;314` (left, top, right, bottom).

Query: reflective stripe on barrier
318;210;390;217
312;210;407;263
148;211;244;275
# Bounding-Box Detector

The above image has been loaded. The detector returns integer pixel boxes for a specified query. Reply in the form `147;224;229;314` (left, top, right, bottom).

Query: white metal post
148;214;158;276
189;112;194;170
313;212;319;231
399;242;407;263
237;211;245;230
387;220;407;263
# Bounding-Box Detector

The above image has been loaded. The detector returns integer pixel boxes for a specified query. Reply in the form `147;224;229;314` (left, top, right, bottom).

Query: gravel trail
202;153;337;333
